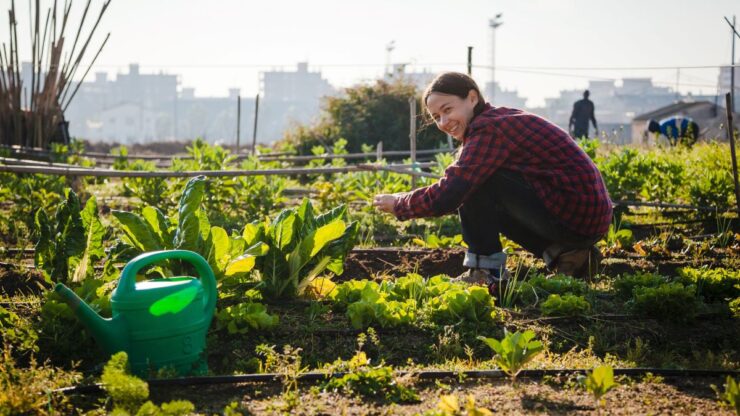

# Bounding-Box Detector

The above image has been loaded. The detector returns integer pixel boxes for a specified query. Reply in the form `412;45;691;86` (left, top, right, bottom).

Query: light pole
489;14;503;102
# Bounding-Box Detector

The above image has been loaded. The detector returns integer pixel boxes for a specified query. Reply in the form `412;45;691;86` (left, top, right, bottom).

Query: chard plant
34;189;109;285
111;176;269;283
478;329;544;382
249;198;358;299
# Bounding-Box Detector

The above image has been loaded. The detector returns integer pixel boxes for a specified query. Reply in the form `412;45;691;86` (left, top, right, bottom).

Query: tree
279;79;447;155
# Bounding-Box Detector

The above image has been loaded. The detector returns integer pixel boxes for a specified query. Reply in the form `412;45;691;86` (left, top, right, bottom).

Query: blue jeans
459;169;601;260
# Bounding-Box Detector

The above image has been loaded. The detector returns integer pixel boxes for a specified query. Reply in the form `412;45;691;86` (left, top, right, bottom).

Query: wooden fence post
409;97;417;189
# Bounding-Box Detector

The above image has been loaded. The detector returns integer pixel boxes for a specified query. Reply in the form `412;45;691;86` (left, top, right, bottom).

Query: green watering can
55;250;217;377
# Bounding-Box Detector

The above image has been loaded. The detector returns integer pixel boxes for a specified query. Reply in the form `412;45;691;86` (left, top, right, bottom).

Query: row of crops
0;138;738;414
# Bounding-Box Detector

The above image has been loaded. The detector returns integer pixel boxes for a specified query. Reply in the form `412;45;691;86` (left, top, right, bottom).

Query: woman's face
425;90;479;140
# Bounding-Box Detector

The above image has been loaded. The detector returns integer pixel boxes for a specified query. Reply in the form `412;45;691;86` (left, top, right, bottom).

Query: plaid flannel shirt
393;103;613;237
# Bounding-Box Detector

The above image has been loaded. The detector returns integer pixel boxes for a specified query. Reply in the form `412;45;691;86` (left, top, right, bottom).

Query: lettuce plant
540;294;591;317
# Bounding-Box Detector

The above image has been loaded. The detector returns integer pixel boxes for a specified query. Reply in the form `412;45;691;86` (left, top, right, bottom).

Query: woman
373;72;612;293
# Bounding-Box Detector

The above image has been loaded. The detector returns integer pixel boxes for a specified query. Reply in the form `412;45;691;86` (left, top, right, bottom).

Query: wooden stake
409;97;417;189
251;93;259;156
236;94;241;152
725;93;740;217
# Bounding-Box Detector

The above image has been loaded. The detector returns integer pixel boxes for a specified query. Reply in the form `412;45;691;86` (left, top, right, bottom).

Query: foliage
329;275;497;328
627;282;698;322
578;365;618;407
0;305;38;354
612;272;668;299
323;350;419;403
517;274;588;305
280;79;447;154
677;267;740;302
113;146;174;210
102;352;149;414
425;285;498;325
713;376;740;414
112;176;268;282
0;344;79;415
215;302;279;334
601;222;634;251
478;329;544;380
251;199;358;299
540;294;591;317
413;233;464;249
34;189;106;284
102;352;195;415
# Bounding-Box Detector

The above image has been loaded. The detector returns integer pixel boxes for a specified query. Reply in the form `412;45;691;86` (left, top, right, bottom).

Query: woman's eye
444;108;451;113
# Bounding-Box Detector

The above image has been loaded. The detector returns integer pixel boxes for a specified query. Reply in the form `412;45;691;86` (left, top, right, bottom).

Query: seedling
477;329;544;382
578;365;618;408
713;376;740;414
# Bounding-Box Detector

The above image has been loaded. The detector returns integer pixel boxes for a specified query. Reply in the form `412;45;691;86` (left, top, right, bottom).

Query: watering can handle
117;250;217;314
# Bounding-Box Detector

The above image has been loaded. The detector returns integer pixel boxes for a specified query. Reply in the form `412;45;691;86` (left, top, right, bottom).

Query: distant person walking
569;90;598;139
647;116;699;146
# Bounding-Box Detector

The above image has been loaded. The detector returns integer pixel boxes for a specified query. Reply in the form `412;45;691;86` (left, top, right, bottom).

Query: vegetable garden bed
1;140;739;414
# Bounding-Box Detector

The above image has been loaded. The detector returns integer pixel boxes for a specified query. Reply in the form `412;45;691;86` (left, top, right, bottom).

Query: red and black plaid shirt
394;103;613;237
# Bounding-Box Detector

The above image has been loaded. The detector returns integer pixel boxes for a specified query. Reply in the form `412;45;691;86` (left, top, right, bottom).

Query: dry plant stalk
0;0;111;149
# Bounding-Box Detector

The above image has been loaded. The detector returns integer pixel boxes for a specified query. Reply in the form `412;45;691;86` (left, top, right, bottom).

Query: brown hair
421;72;486;124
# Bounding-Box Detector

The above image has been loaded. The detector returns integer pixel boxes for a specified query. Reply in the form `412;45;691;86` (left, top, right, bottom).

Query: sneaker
452;268;512;297
553;246;602;280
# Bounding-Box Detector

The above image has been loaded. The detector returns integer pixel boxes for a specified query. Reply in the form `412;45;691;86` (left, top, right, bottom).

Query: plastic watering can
55;250;217;377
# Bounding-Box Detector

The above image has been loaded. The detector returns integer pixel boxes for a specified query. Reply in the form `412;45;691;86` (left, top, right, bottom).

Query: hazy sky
4;0;740;107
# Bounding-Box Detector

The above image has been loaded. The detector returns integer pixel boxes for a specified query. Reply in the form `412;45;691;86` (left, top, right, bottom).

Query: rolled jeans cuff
463;251;507;269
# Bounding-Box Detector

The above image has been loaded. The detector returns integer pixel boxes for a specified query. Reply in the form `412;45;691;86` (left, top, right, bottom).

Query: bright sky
4;0;740;107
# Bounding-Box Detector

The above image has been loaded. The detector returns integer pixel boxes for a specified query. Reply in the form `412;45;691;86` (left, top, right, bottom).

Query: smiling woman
373;72;613;294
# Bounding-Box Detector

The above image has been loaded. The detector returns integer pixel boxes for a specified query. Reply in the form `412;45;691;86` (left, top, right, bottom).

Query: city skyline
2;0;740;108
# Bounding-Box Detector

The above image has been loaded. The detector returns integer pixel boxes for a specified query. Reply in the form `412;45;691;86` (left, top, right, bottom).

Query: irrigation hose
57;367;740;395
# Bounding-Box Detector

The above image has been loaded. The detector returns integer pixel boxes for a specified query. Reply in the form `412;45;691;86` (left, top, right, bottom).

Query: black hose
57;367;740;395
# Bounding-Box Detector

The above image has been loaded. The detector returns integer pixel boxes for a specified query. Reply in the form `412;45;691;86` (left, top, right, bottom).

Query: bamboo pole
0;163;436;178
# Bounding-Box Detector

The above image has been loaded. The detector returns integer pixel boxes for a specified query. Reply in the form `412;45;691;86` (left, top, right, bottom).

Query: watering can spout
54;283;128;354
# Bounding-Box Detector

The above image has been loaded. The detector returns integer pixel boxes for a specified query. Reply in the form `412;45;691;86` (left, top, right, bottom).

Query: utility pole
467;46;473;76
725;15;739;112
733;16;736;112
385;40;396;78
489;13;503;102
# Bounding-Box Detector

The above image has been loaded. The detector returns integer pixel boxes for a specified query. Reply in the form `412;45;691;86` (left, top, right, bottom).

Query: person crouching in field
373;72;613;294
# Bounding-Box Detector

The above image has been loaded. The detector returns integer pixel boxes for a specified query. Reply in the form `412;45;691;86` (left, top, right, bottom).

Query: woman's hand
373;193;399;214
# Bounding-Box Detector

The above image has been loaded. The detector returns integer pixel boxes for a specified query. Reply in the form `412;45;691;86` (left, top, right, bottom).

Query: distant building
259;62;335;142
483;81;527;109
384;64;436;92
631;101;739;145
719;66;740;109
